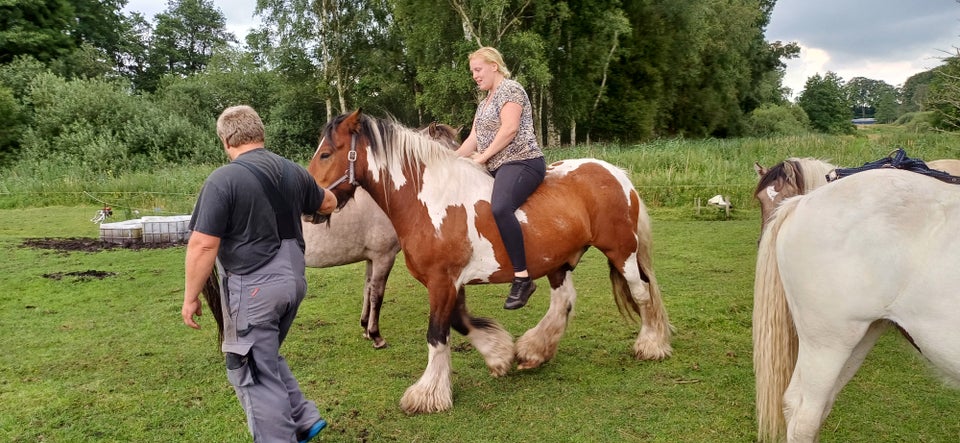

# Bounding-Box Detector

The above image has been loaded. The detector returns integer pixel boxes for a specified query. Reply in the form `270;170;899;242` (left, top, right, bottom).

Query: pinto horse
308;111;672;414
302;122;460;349
753;168;960;442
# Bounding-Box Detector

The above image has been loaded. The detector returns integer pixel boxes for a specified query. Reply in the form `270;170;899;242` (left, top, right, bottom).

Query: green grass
3;124;960;212
2;206;959;442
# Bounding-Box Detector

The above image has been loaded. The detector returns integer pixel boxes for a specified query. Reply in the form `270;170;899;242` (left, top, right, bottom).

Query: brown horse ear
782;161;799;188
754;162;767;177
428;121;438;137
344;109;364;133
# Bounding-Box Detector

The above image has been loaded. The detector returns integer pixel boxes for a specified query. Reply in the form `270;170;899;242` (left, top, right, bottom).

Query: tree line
1;0;957;176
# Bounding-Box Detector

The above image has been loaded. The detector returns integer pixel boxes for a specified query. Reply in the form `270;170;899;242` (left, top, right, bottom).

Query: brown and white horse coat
308;111;671;414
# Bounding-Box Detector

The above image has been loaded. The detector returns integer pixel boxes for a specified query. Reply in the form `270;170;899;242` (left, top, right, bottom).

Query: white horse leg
784;323;874;443
516;270;576;370
821;320;890;416
400;343;452;414
622;253;672;360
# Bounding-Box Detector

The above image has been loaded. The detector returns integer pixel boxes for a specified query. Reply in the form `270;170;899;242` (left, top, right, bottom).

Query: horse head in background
753;158;836;232
417;121;462;150
308;110;672;414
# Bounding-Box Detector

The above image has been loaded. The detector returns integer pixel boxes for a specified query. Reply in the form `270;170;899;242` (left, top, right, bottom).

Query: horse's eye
320;152;332;160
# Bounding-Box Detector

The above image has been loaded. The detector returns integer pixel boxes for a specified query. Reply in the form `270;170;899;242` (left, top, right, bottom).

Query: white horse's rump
754;168;960;443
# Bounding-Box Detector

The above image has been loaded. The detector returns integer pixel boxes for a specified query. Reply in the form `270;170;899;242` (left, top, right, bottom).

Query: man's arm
182;231;221;329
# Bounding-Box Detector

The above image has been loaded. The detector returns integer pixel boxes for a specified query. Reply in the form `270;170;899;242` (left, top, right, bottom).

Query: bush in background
743;103;810;137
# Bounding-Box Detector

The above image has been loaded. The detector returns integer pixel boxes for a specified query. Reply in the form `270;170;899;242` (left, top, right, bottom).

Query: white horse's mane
364;116;492;192
787;157;836;192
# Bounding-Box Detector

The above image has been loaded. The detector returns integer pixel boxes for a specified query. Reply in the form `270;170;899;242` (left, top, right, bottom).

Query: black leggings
491;157;546;272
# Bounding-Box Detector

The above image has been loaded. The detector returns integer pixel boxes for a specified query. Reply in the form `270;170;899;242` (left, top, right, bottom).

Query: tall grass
2;125;959;212
545;127;960;207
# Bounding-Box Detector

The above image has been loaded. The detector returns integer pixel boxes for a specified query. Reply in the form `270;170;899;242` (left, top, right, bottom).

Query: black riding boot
504;276;537;310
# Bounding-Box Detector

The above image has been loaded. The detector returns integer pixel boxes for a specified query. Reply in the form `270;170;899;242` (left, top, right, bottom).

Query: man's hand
182;297;202;329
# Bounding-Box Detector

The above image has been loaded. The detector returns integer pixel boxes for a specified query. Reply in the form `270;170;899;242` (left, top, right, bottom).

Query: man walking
182;105;337;442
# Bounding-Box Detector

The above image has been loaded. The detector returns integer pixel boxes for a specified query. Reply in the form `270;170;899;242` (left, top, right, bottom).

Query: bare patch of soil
43;270;117;281
21;237;184;253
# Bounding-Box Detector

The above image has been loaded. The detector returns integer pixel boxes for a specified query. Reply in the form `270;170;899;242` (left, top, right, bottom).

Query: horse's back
533;158;637;212
927;158;960;176
776;169;960;378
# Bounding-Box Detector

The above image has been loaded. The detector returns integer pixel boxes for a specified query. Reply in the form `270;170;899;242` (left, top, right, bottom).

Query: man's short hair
217;105;265;147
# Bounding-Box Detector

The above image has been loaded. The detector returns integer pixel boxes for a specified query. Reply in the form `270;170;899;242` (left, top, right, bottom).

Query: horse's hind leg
784;320;877;442
362;254;395;349
516;268;576;370
821;320;890;418
451;287;514;376
617;254;672;360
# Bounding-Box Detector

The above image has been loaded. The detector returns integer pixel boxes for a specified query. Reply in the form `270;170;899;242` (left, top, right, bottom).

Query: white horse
753;168;960;442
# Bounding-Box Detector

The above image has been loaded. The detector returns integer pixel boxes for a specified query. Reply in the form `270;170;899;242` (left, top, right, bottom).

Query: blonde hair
216;105;265;147
469;46;511;79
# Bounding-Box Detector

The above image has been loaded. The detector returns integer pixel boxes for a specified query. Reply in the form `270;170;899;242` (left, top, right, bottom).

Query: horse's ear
754;162;767;177
344;109;364;133
428;121;438;137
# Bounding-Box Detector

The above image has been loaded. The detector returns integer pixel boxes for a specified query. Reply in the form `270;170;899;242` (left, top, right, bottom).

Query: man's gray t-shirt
189;148;324;274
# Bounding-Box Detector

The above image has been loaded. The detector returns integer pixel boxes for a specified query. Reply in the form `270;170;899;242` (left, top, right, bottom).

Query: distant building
852;118;876;125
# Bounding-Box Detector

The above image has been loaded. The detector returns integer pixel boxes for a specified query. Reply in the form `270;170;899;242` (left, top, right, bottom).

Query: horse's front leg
516;268;576;370
400;281;457;414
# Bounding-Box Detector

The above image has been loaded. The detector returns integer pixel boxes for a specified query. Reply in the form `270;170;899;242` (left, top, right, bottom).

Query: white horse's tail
753;197;800;443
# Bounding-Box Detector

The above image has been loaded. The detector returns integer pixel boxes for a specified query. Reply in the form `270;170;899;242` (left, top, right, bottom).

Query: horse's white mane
365;117;491;192
788;157;836;192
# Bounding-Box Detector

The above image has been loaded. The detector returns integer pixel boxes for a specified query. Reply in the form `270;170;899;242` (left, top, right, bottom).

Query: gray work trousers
219;239;322;443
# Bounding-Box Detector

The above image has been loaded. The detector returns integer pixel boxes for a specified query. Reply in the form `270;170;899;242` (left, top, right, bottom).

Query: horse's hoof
400;389;452;414
372;337;388;349
516;362;540;370
516;356;544;370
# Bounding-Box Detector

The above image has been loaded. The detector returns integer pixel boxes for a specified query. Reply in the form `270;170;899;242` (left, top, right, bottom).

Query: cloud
766;0;960;96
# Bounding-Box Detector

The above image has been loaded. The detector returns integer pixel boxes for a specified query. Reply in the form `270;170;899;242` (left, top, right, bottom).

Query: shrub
16;73;213;177
743;103;810;137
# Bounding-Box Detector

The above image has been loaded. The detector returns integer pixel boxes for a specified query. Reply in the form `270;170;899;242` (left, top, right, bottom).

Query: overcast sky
123;0;258;42
126;0;960;99
766;0;960;98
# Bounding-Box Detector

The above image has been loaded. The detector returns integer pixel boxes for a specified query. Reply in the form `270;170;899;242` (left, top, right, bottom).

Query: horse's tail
610;195;672;360
201;268;224;345
753;197;800;443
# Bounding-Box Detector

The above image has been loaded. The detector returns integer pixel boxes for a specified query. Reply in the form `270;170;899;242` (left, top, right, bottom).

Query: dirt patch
43;270;117;281
21;237;184;253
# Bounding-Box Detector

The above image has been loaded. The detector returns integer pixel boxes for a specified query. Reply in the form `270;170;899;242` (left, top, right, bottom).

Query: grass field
2;203;959;442
3;126;960;441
